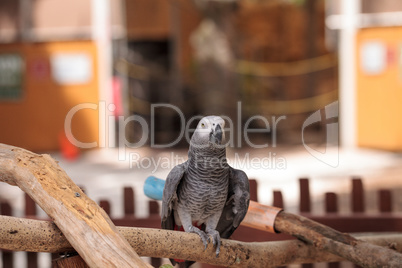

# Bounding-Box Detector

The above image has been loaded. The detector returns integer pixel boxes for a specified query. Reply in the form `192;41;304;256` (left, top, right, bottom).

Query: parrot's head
191;116;225;148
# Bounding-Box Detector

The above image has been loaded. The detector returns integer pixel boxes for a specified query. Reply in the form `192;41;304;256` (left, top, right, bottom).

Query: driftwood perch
145;179;402;267
245;202;402;267
0;143;151;268
1;215;402;267
1;143;402;267
274;212;402;267
233;198;402;267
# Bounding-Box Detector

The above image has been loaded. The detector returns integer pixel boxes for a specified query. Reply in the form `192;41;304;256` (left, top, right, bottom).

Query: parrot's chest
178;174;229;222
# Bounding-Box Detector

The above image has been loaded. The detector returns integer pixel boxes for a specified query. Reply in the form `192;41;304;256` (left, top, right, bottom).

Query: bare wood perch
235;199;402;267
0;143;151;268
274;212;402;267
1;215;402;267
2;143;402;267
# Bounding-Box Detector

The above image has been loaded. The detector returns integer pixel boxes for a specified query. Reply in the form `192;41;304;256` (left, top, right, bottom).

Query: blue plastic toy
143;176;165;201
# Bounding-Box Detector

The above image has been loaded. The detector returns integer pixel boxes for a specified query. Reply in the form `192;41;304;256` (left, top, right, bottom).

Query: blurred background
1;0;402;267
1;0;402;150
0;0;340;149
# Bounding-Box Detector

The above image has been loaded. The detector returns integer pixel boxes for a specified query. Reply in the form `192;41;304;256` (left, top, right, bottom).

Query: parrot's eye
201;123;205;128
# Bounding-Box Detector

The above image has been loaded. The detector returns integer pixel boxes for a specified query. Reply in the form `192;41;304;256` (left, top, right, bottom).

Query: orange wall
356;27;402;150
0;41;99;152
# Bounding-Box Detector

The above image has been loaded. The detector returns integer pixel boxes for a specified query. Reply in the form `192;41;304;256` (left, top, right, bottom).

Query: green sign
0;53;24;100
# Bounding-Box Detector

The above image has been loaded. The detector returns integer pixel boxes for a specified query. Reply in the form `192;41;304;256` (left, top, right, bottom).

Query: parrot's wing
216;167;250;238
162;163;193;268
161;161;187;230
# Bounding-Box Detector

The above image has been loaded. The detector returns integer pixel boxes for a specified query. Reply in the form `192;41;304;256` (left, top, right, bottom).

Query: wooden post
53;255;89;268
299;178;313;268
249;179;258;202
352;177;365;213
379;189;392;213
325;192;340;268
99;200;111;215
325;192;338;213
272;190;284;209
25;193;38;268
0;143;151;268
299;178;311;213
123;187;135;216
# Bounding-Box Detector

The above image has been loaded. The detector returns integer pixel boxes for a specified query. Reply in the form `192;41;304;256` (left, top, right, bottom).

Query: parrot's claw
189;226;210;250
189;226;221;255
206;229;221;257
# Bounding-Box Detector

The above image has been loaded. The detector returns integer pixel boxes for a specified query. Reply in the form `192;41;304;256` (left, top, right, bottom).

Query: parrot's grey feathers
216;167;250;238
161;161;187;223
161;162;190;267
161;116;250;268
162;160;201;268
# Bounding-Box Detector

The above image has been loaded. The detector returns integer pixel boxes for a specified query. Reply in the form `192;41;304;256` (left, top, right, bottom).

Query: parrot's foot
189;226;210;250
189;226;221;256
206;229;221;257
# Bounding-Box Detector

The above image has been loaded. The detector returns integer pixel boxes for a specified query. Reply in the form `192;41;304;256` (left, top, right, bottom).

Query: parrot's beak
210;124;223;145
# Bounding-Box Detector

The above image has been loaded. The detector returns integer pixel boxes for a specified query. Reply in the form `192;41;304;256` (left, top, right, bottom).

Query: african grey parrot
161;116;250;267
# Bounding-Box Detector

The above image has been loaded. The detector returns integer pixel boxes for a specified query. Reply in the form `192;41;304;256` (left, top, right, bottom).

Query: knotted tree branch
1;143;402;267
274;212;402;267
1;215;402;267
0;143;151;268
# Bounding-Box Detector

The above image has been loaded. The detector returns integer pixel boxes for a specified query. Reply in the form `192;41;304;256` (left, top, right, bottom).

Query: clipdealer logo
64;101;339;168
302;101;339;167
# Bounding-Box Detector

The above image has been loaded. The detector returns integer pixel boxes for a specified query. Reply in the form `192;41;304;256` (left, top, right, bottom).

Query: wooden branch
234;199;402;267
2;143;402;267
0;143;151;268
275;211;402;267
1;216;402;267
